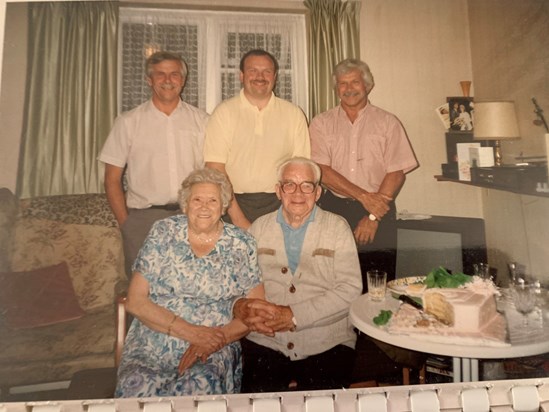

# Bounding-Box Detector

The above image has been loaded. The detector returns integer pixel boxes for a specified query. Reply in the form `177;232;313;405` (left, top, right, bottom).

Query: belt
149;203;180;211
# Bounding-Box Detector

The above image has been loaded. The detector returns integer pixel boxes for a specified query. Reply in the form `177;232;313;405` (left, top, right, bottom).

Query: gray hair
146;51;188;79
277;157;321;184
332;58;375;94
178;168;233;214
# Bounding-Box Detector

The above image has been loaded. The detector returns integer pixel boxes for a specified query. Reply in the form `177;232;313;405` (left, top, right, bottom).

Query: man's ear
275;184;282;200
314;184;322;202
146;76;152;87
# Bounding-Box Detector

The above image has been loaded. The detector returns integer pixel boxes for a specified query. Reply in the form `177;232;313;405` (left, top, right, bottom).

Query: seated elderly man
238;157;362;392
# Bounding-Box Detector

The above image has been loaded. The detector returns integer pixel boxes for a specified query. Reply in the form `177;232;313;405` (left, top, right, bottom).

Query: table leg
453;357;461;382
471;359;479;381
462;358;471;382
452;358;477;382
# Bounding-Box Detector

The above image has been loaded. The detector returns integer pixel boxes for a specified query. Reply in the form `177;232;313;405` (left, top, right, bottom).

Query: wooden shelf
434;174;549;198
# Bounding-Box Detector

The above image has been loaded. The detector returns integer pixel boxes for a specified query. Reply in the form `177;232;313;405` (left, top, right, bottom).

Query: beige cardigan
247;207;362;360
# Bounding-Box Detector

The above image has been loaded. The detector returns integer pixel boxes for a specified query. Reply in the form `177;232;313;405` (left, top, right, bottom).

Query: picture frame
447;96;474;132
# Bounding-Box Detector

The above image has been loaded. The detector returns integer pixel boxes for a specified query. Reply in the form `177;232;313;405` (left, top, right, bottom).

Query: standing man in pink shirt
309;58;418;285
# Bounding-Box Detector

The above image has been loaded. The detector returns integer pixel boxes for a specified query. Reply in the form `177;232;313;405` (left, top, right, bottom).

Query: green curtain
17;2;118;198
305;0;361;119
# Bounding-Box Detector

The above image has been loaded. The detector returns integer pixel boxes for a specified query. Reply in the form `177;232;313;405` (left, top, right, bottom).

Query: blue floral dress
115;215;261;398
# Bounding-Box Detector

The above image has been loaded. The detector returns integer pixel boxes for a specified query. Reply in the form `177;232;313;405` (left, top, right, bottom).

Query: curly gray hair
178;168;233;214
332;58;375;94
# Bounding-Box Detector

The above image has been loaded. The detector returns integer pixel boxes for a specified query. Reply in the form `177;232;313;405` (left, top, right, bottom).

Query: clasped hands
178;299;291;375
355;192;392;245
233;298;295;336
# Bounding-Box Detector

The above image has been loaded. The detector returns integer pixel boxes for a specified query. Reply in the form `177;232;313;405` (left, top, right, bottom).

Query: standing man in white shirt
204;49;310;229
99;51;209;277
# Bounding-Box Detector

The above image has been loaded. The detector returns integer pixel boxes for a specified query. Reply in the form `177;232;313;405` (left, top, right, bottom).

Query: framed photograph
447;96;474;132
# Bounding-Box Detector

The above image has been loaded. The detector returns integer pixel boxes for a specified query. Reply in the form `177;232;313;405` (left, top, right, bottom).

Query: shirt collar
240;89;275;111
338;100;371;122
147;99;183;115
276;205;318;230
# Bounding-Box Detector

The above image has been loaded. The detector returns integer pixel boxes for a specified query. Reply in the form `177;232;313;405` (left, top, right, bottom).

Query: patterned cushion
10;218;125;311
0;261;86;329
19;193;118;227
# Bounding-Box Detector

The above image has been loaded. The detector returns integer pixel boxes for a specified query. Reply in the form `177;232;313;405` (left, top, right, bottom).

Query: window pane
120;22;199;111
223;31;292;101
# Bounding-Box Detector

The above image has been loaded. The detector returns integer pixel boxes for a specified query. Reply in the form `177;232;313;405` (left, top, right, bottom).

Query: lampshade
473;101;520;140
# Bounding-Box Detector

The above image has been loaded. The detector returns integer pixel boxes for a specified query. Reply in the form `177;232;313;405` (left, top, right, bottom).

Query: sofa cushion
10;218;125;311
0;261;85;329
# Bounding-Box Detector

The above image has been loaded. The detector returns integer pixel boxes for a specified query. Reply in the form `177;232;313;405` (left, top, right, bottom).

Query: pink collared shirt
310;103;417;194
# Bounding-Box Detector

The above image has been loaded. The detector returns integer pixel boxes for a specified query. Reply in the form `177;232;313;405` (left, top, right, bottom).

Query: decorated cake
385;268;508;346
422;277;499;332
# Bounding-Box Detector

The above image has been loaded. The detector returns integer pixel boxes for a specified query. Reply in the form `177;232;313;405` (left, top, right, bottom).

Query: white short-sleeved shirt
310;104;418;194
99;100;209;209
204;90;310;193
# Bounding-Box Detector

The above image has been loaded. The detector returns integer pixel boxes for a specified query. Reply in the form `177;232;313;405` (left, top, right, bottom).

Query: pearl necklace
189;224;222;244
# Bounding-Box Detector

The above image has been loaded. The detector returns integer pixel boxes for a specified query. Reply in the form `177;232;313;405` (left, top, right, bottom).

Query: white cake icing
423;288;497;332
387;277;508;346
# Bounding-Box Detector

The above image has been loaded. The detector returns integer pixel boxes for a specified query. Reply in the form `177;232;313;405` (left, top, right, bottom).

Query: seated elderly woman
115;168;264;397
238;157;363;392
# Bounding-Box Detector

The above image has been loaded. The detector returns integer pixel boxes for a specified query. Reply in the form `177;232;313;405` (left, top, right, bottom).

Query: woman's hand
177;344;212;375
184;324;226;352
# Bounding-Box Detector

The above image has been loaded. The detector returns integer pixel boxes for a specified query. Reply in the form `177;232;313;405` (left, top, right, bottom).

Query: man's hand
354;217;379;245
358;192;392;220
233;298;277;336
260;304;296;333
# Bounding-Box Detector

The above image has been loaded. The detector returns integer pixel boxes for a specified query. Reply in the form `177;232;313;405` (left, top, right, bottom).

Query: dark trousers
121;208;179;278
223;192;280;224
241;339;355;393
318;190;398;291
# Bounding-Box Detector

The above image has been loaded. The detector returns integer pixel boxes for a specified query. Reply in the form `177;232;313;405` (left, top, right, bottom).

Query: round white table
349;292;549;382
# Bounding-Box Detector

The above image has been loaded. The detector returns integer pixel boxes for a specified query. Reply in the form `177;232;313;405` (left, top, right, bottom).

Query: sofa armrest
115;294;127;368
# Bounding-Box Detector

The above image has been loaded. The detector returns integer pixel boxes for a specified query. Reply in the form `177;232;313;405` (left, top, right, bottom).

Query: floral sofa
0;188;126;393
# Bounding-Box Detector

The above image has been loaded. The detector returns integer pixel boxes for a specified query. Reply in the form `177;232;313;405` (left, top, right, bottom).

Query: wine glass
511;282;537;327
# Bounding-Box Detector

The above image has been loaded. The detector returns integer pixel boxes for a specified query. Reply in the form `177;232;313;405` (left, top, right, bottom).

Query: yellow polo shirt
204;90;310;193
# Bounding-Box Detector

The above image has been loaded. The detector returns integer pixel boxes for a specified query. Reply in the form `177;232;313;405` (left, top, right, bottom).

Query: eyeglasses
279;181;317;194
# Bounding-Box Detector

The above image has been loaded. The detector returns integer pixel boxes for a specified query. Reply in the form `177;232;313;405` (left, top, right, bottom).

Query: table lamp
473;101;520;166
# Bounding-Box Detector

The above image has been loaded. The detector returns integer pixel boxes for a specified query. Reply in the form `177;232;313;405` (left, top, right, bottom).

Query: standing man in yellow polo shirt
204;49;310;229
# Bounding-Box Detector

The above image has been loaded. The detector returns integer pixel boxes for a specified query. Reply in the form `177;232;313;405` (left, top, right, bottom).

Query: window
119;8;308;115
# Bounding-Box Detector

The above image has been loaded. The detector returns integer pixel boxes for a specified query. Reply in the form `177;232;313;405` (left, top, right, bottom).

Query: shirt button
289;285;296;293
281;267;288;274
287;342;294;350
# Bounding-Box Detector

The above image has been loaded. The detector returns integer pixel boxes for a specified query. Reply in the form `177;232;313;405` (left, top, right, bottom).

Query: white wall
359;0;483;218
468;0;549;280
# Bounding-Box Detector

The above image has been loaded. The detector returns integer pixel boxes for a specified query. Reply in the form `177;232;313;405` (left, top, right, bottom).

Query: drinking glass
511;282;537;327
367;270;387;301
473;262;491;280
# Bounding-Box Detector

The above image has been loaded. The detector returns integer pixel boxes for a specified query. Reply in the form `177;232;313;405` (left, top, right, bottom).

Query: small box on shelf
469;147;495;167
457;142;481;181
